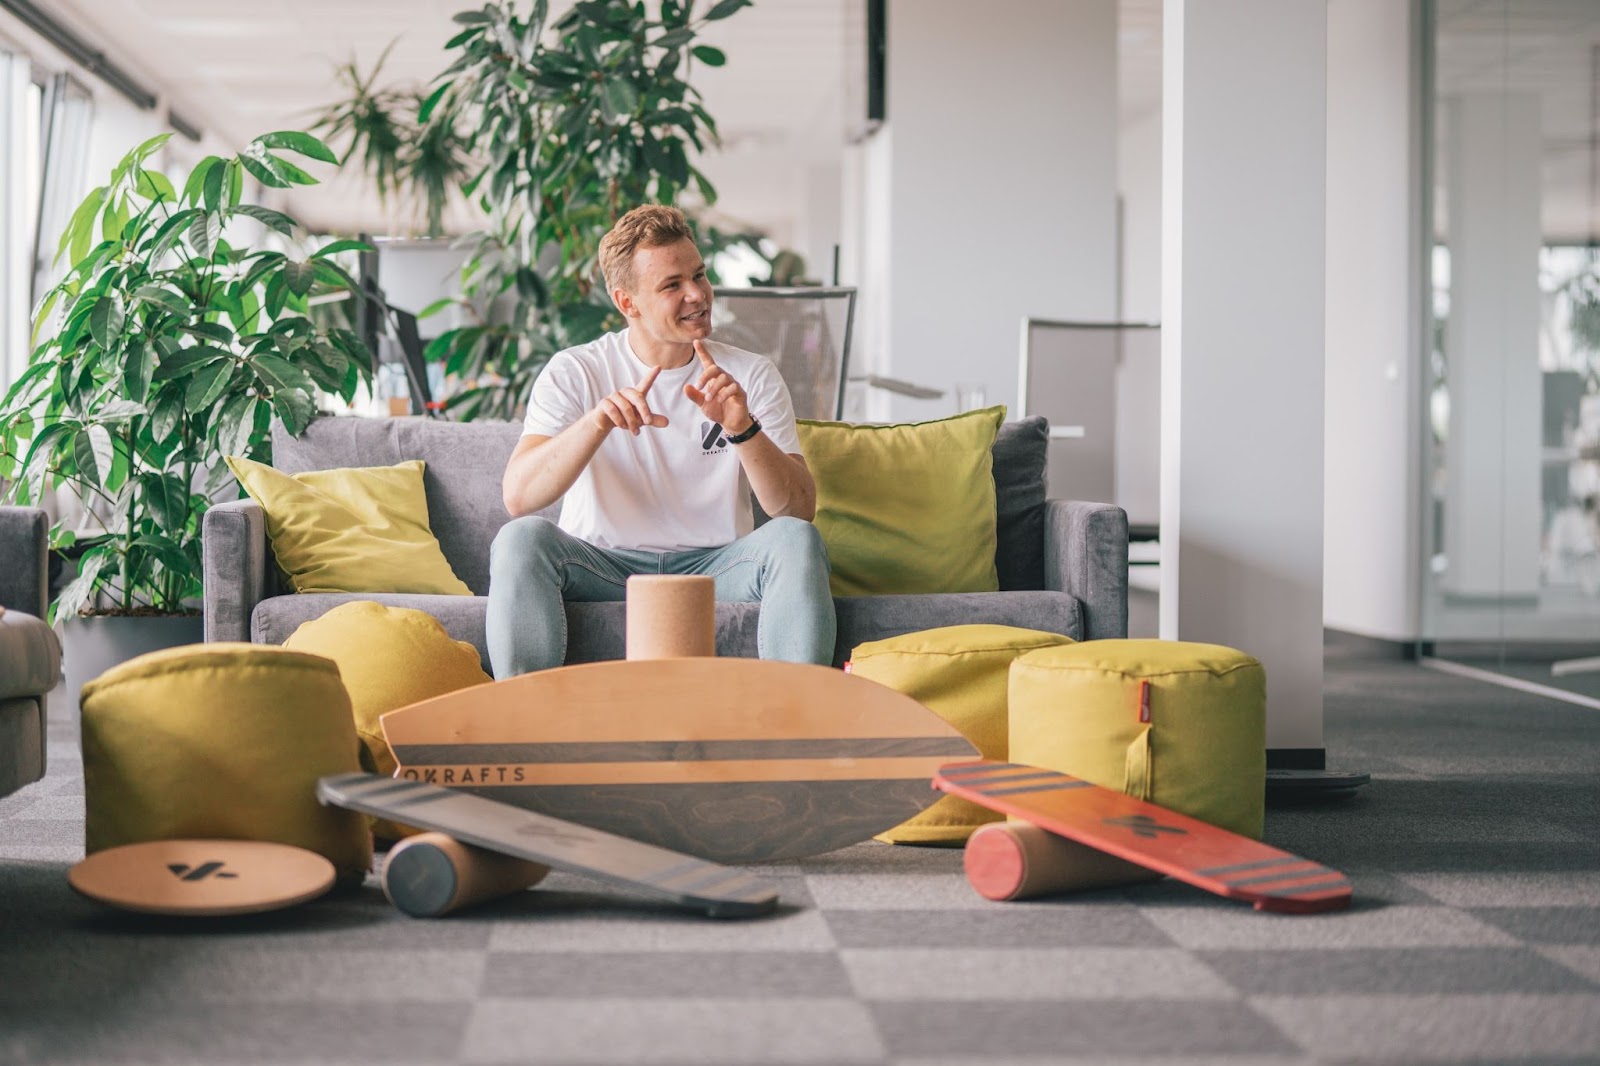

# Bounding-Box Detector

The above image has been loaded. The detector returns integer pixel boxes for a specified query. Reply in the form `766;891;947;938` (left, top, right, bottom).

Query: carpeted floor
1;648;1597;1065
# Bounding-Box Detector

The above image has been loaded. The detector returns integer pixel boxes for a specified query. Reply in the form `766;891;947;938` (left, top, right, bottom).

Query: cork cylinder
382;832;549;917
625;575;716;660
964;822;1160;901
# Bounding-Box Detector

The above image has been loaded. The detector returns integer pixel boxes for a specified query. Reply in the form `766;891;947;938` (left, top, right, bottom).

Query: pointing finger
694;340;718;371
637;364;663;396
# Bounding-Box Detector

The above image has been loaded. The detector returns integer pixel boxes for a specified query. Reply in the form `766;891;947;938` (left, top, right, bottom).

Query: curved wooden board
381;659;976;863
69;840;335;917
935;761;1352;914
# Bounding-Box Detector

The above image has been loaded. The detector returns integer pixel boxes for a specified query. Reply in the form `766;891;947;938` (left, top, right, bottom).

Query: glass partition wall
1424;0;1600;702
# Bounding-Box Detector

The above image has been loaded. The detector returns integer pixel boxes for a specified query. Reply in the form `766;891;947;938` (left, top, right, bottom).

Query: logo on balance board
1102;814;1187;839
166;862;239;882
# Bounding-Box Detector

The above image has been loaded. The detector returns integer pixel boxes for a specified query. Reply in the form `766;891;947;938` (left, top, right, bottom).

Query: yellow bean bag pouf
848;624;1075;844
1009;639;1266;839
283;601;493;839
80;644;371;883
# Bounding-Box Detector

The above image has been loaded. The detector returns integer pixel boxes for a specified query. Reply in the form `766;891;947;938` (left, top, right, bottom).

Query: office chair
711;287;856;421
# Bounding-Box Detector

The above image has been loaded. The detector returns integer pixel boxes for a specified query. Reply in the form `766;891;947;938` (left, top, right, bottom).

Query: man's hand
684;340;752;434
591;364;668;436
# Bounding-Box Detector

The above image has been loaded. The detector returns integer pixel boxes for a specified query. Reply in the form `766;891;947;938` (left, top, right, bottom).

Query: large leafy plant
0;131;372;621
317;0;752;420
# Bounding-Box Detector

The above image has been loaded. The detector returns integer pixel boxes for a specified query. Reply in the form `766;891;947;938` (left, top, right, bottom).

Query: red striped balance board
380;658;978;864
935;760;1352;913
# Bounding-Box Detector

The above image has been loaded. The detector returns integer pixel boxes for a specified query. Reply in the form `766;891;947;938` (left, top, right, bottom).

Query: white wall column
1161;0;1327;757
1441;92;1543;600
1323;0;1425;641
854;0;1117;421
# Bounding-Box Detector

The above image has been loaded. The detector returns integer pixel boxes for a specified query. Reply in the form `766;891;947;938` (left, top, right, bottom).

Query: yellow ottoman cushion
1009;639;1266;839
849;624;1075;844
284;601;492;839
80;643;371;883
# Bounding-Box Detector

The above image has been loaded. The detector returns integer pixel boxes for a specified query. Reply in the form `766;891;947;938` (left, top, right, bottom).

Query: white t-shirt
521;328;802;552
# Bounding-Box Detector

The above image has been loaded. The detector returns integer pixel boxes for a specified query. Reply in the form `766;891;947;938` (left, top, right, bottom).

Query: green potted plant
0;130;372;703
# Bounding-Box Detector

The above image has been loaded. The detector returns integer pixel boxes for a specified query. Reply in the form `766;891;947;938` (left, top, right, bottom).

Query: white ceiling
27;0;1600;243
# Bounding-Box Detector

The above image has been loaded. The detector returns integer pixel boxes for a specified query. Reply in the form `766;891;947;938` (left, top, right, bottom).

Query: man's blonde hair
598;204;696;298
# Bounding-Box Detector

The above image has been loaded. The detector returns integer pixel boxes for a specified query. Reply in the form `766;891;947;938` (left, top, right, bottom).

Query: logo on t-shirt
701;421;728;454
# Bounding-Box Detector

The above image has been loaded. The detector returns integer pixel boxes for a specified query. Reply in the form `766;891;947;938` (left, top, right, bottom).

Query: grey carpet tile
1140;904;1520;950
1196;947;1599;995
460;998;886;1064
1399;870;1600;907
1467;906;1600;945
805;872;1051;911
0;1003;472;1064
0;947;489;1005
1537;945;1600;984
1250;993;1600;1061
822;907;1178;948
480;951;855;997
488;902;837;952
839;947;1236;1001
869;1001;1302;1058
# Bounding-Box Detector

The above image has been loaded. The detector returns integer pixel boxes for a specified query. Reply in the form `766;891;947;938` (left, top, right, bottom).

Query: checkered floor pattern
1;653;1597;1065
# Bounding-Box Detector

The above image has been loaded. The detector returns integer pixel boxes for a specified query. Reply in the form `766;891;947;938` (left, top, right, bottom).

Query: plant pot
60;614;205;715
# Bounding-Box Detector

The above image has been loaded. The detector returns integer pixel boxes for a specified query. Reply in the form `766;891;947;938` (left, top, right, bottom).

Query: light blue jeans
486;515;836;678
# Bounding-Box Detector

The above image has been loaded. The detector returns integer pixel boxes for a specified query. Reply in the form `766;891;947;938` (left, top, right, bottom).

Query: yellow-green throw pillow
797;406;1005;596
226;456;470;596
285;601;492;841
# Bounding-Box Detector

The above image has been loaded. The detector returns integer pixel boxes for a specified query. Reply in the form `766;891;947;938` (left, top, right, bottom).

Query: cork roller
964;822;1161;901
382;832;550;917
625;574;716;660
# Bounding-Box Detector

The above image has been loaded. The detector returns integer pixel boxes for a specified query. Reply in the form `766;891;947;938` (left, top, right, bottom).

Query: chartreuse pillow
285;601;492;841
797;406;1005;596
225;456;470;596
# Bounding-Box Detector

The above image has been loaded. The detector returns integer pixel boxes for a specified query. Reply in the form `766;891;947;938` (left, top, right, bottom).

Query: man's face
617;238;713;347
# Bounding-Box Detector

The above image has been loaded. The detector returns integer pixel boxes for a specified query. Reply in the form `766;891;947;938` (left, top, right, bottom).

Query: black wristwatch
725;417;762;445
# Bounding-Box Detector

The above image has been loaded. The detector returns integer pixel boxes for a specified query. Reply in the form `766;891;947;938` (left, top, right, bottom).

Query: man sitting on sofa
486;204;836;678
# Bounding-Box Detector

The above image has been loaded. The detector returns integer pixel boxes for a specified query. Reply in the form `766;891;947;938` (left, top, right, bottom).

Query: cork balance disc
380;576;978;864
69;840;336;917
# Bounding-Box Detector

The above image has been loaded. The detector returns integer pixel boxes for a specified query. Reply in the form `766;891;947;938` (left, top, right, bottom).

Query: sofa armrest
1044;500;1129;640
203;499;271;643
0;507;49;619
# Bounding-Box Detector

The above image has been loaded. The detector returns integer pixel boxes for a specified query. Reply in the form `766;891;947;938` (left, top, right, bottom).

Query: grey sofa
202;416;1128;669
0;506;59;798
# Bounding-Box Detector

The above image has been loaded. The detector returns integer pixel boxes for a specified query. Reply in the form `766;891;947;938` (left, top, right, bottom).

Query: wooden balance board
934;760;1352;914
317;772;778;918
68;839;336;917
380;658;977;864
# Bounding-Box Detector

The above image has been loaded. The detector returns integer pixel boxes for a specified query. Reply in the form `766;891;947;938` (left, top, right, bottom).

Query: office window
0;51;40;390
1423;0;1600;693
32;73;93;305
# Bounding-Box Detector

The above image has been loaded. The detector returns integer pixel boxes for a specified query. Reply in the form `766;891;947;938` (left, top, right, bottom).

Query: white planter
60;615;205;714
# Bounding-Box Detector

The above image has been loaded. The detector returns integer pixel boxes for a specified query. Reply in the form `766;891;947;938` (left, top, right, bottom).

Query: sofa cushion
797;406;1006;596
0;608;61;702
228;456;471;596
993;416;1048;591
271;418;546;596
253;589;1082;672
